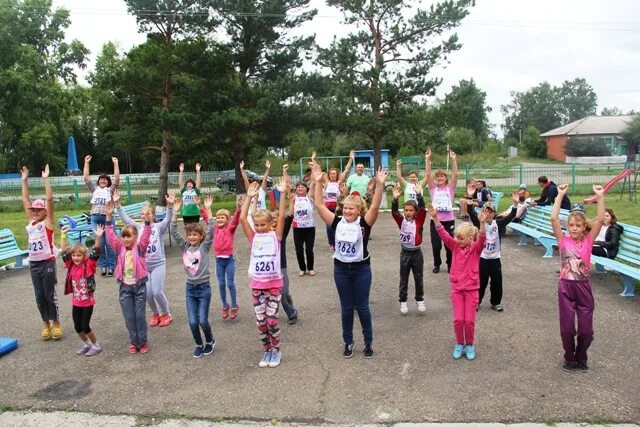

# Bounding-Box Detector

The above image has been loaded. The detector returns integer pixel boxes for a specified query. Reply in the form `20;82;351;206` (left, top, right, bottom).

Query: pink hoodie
212;209;241;257
437;225;486;291
106;224;152;283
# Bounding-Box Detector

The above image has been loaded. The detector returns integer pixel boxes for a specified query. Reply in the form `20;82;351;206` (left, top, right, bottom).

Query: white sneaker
400;302;408;314
417;301;426;312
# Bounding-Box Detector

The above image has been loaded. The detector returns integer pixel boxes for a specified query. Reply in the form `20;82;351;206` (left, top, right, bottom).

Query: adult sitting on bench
530;175;571;210
592;208;623;259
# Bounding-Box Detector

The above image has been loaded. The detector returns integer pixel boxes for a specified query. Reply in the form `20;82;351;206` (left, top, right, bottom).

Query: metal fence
0;163;634;208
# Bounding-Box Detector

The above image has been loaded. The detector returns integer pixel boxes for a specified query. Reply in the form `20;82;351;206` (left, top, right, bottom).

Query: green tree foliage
443;127;477;154
439;79;491;141
600;106;624;116
623;114;640;145
501;78;597;139
520;125;545;158
318;0;472;169
0;0;88;173
564;137;610;157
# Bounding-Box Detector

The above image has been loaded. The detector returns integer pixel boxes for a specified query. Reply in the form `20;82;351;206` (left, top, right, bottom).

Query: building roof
540;115;634;137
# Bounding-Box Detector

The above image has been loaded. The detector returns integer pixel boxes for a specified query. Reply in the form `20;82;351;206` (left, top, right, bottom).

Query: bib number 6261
255;261;275;272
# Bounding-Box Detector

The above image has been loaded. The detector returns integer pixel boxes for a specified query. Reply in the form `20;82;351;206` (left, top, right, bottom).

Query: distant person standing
346;157;371;197
178;162;202;225
532;176;570;210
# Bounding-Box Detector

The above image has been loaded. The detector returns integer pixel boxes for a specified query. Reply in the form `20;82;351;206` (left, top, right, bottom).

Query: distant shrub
564;137;611;157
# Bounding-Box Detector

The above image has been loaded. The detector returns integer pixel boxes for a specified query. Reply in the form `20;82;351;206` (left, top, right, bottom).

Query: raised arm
20;166;31;217
60;225;69;254
339;150;355;182
449;150;458;190
261;160;270;190
396;159;406;187
240;182;259;240
275;176;287;241
312;163;336;225
178;162;184;189
195;163;201;189
239;160;250;192
42;165;54;229
588;185;605;242
169;198;188;250
83;155;93;185
364;167;389;226
551;184;568;242
422;149;433;187
112;157;120;186
113;190;135;226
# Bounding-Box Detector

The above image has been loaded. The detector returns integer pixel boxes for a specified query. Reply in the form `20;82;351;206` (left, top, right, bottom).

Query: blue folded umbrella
0;337;18;357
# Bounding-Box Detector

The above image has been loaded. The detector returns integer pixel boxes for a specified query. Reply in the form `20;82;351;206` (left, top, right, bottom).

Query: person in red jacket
391;183;427;315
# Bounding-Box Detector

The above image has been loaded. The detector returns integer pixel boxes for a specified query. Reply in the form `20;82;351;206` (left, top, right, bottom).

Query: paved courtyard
0;213;639;424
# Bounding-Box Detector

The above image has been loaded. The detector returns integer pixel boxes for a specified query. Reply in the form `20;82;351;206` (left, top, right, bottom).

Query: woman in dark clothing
592;208;623;259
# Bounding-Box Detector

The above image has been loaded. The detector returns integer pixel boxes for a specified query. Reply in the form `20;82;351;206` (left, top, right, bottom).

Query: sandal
309;270;316;276
299;271;306;277
51;326;63;340
41;326;51;340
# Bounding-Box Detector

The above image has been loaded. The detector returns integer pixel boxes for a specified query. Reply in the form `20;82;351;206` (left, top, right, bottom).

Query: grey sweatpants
119;281;148;346
147;264;170;315
280;268;297;319
30;259;59;322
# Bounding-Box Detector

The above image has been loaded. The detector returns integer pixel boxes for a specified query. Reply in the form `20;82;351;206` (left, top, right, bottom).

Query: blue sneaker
258;350;272;368
268;350;282;368
452;344;464;359
202;341;215;356
193;345;203;358
465;345;476;360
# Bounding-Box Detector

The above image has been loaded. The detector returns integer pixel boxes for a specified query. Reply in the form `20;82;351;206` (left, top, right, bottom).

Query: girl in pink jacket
105;201;152;354
427;204;486;361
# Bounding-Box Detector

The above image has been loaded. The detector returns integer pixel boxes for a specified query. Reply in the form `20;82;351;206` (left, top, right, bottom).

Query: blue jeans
333;262;373;346
215;257;237;308
90;214;116;269
326;207;336;246
185;283;213;346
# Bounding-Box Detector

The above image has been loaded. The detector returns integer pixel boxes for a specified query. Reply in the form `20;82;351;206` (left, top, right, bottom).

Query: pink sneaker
128;343;138;354
139;342;149;354
149;313;161;327
158;314;173;327
221;305;230;320
229;306;239;320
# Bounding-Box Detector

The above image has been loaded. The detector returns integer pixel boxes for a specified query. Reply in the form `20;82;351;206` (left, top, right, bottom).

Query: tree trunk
372;133;382;172
157;72;172;207
232;135;246;194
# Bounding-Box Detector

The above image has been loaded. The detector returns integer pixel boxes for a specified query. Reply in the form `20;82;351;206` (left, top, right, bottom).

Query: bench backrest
490;192;504;209
116;202;147;221
518;206;567;236
614;222;640;267
59;213;90;229
0;228;22;254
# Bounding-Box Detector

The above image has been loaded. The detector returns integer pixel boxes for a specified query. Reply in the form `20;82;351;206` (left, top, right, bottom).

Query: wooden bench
507;206;568;258
0;228;29;268
592;222;640;297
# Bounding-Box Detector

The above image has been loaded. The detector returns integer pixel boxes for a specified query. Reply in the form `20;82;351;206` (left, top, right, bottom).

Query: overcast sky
53;0;640;137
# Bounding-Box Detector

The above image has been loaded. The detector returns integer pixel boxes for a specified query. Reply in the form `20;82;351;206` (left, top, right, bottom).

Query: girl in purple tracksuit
551;184;604;372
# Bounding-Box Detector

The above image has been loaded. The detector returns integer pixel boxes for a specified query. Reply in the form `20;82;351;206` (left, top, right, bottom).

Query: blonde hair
216;209;230;218
343;194;368;215
567;211;592;233
434;169;449;184
454;222;478;241
69;243;88;260
120;225;139;238
253;209;273;225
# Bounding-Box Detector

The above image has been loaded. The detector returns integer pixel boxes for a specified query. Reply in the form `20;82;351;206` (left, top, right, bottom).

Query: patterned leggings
252;288;282;351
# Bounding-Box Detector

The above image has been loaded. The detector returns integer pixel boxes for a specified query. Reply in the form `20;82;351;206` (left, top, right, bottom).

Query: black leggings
72;305;94;334
592;246;607;257
293;227;315;271
183;215;200;224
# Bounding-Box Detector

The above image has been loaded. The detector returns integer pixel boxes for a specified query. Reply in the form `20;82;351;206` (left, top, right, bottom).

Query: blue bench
592;222;640;297
0;229;29;268
507;206;567;258
59;213;92;244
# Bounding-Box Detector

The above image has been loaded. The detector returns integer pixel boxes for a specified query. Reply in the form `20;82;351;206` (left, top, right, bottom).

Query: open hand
204;194;213;208
426;203;436;217
349;150;355;160
195;163;201;172
239;160;245;170
265;160;271;169
277;176;287;192
94;224;105;237
41;164;50;179
375;166;388;185
425;149;432;160
112;189;121;205
392;184;401;200
20;166;29;181
311;162;324;183
173;198;182;213
165;191;176;205
246;181;259;198
478;211;486;222
449;150;457;160
179;163;184;172
414;183;422;195
105;201;114;216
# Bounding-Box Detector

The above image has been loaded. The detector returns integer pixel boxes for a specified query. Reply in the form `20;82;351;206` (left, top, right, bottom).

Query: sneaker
577;362;589;372
400;302;408;314
363;345;374;359
128;344;138;354
193;345;203;358
229;306;239;320
139;342;149;354
562;362;577;372
101;268;107;277
452;343;464;359
417;301;426;312
309;270;316;276
221;305;230;320
465;345;476;360
202;342;215;356
149;313;161;327
41;326;51;341
258;350;272;367
491;304;504;312
432;266;440;273
288;309;298;325
76;344;91;355
343;343;354;359
299;271;305;277
158;314;173;327
85;345;102;357
268;350;282;367
107;268;114;277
